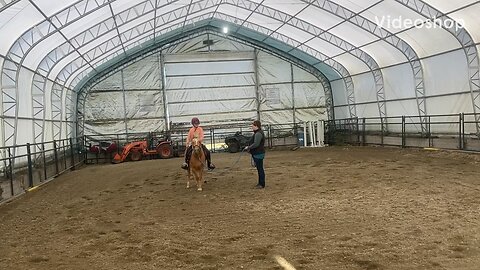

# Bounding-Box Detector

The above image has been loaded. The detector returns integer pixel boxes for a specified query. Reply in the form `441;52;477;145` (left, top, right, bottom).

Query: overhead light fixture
223;26;229;34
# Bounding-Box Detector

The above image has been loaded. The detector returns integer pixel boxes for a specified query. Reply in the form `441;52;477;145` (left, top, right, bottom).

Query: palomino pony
187;137;206;191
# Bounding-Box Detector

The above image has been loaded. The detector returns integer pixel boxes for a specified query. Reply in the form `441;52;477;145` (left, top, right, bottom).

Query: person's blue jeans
253;157;265;187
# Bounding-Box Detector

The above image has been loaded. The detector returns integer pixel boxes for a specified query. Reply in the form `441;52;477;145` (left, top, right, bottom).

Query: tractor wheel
228;142;240;153
130;151;142;161
157;144;173;159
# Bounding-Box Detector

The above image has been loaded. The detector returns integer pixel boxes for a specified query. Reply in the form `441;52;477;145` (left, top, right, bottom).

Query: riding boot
181;146;193;170
202;145;215;170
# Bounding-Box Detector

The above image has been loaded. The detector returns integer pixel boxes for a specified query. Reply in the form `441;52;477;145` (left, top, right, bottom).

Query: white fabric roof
0;0;478;86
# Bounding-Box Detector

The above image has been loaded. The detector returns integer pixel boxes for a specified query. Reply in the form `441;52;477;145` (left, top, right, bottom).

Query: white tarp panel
333;0;377;13
259;84;293;110
424;0;477;13
84;121;128;136
17;67;34;118
91;70;123;91
351;73;376;105
246;12;284;30
329;21;380;47
331;79;348;108
126;118;166;133
276;24;314;44
172;111;258;126
16;119;34;145
305;38;345;57
169;99;256;116
84;92;125;121
422;49;470;97
450;3;480;42
332;53;370;74
362;40;408;67
297;5;343;29
123;54;161;90
34;0;79;17
124;91;164;119
356;104;382;119
165;50;257;125
293;66;318;82
263;0;308;14
382;63;416;100
296;108;327;122
293;82;325;108
0;1;39;55
397;26;461;57
386;99;419;119
167;86;256;102
166;73;255;89
362;0;428;34
260;110;294;125
426;94;473;117
257;52;292;84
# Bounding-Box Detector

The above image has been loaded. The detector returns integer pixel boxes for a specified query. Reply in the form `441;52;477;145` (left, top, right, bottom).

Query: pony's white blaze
273;255;296;270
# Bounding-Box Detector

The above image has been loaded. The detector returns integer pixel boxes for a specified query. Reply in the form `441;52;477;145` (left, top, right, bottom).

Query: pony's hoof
186;185;190;189
197;188;202;191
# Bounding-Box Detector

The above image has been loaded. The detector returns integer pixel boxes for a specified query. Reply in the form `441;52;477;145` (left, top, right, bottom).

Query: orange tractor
112;133;176;163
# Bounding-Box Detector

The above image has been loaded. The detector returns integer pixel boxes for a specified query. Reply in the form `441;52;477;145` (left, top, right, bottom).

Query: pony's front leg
187;168;192;189
198;169;203;191
195;170;203;191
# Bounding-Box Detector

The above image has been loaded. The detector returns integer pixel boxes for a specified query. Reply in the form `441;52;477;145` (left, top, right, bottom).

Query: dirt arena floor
1;146;480;270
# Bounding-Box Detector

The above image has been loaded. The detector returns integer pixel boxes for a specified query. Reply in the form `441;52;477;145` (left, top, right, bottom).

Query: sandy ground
0;146;480;270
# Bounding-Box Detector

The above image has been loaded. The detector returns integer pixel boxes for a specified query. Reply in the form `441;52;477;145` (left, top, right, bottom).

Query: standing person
181;117;215;170
244;120;266;189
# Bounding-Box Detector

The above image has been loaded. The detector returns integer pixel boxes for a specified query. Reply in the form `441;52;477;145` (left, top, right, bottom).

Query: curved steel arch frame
298;0;428;134
63;16;342;137
6;0;461;149
394;0;480;137
75;25;334;138
0;0;117;152
4;0;358;150
13;0;268;147
75;23;334;129
56;0;357;111
63;0;397;129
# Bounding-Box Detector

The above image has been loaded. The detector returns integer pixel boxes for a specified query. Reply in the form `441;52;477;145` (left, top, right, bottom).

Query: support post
26;143;33;188
254;49;261;120
70;138;75;170
53;140;59;175
401;116;406;148
308;121;315;146
42;142;47;181
303;122;307;147
362;118;366;146
8;147;14;197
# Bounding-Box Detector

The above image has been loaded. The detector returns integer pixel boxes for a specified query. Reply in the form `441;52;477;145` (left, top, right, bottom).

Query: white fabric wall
331;48;476;134
0;54;74;147
82;35;327;135
83;54;165;135
164;51;257;126
257;52;326;125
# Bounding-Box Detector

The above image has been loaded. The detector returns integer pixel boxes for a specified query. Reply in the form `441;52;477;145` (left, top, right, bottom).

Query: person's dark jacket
248;129;265;155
